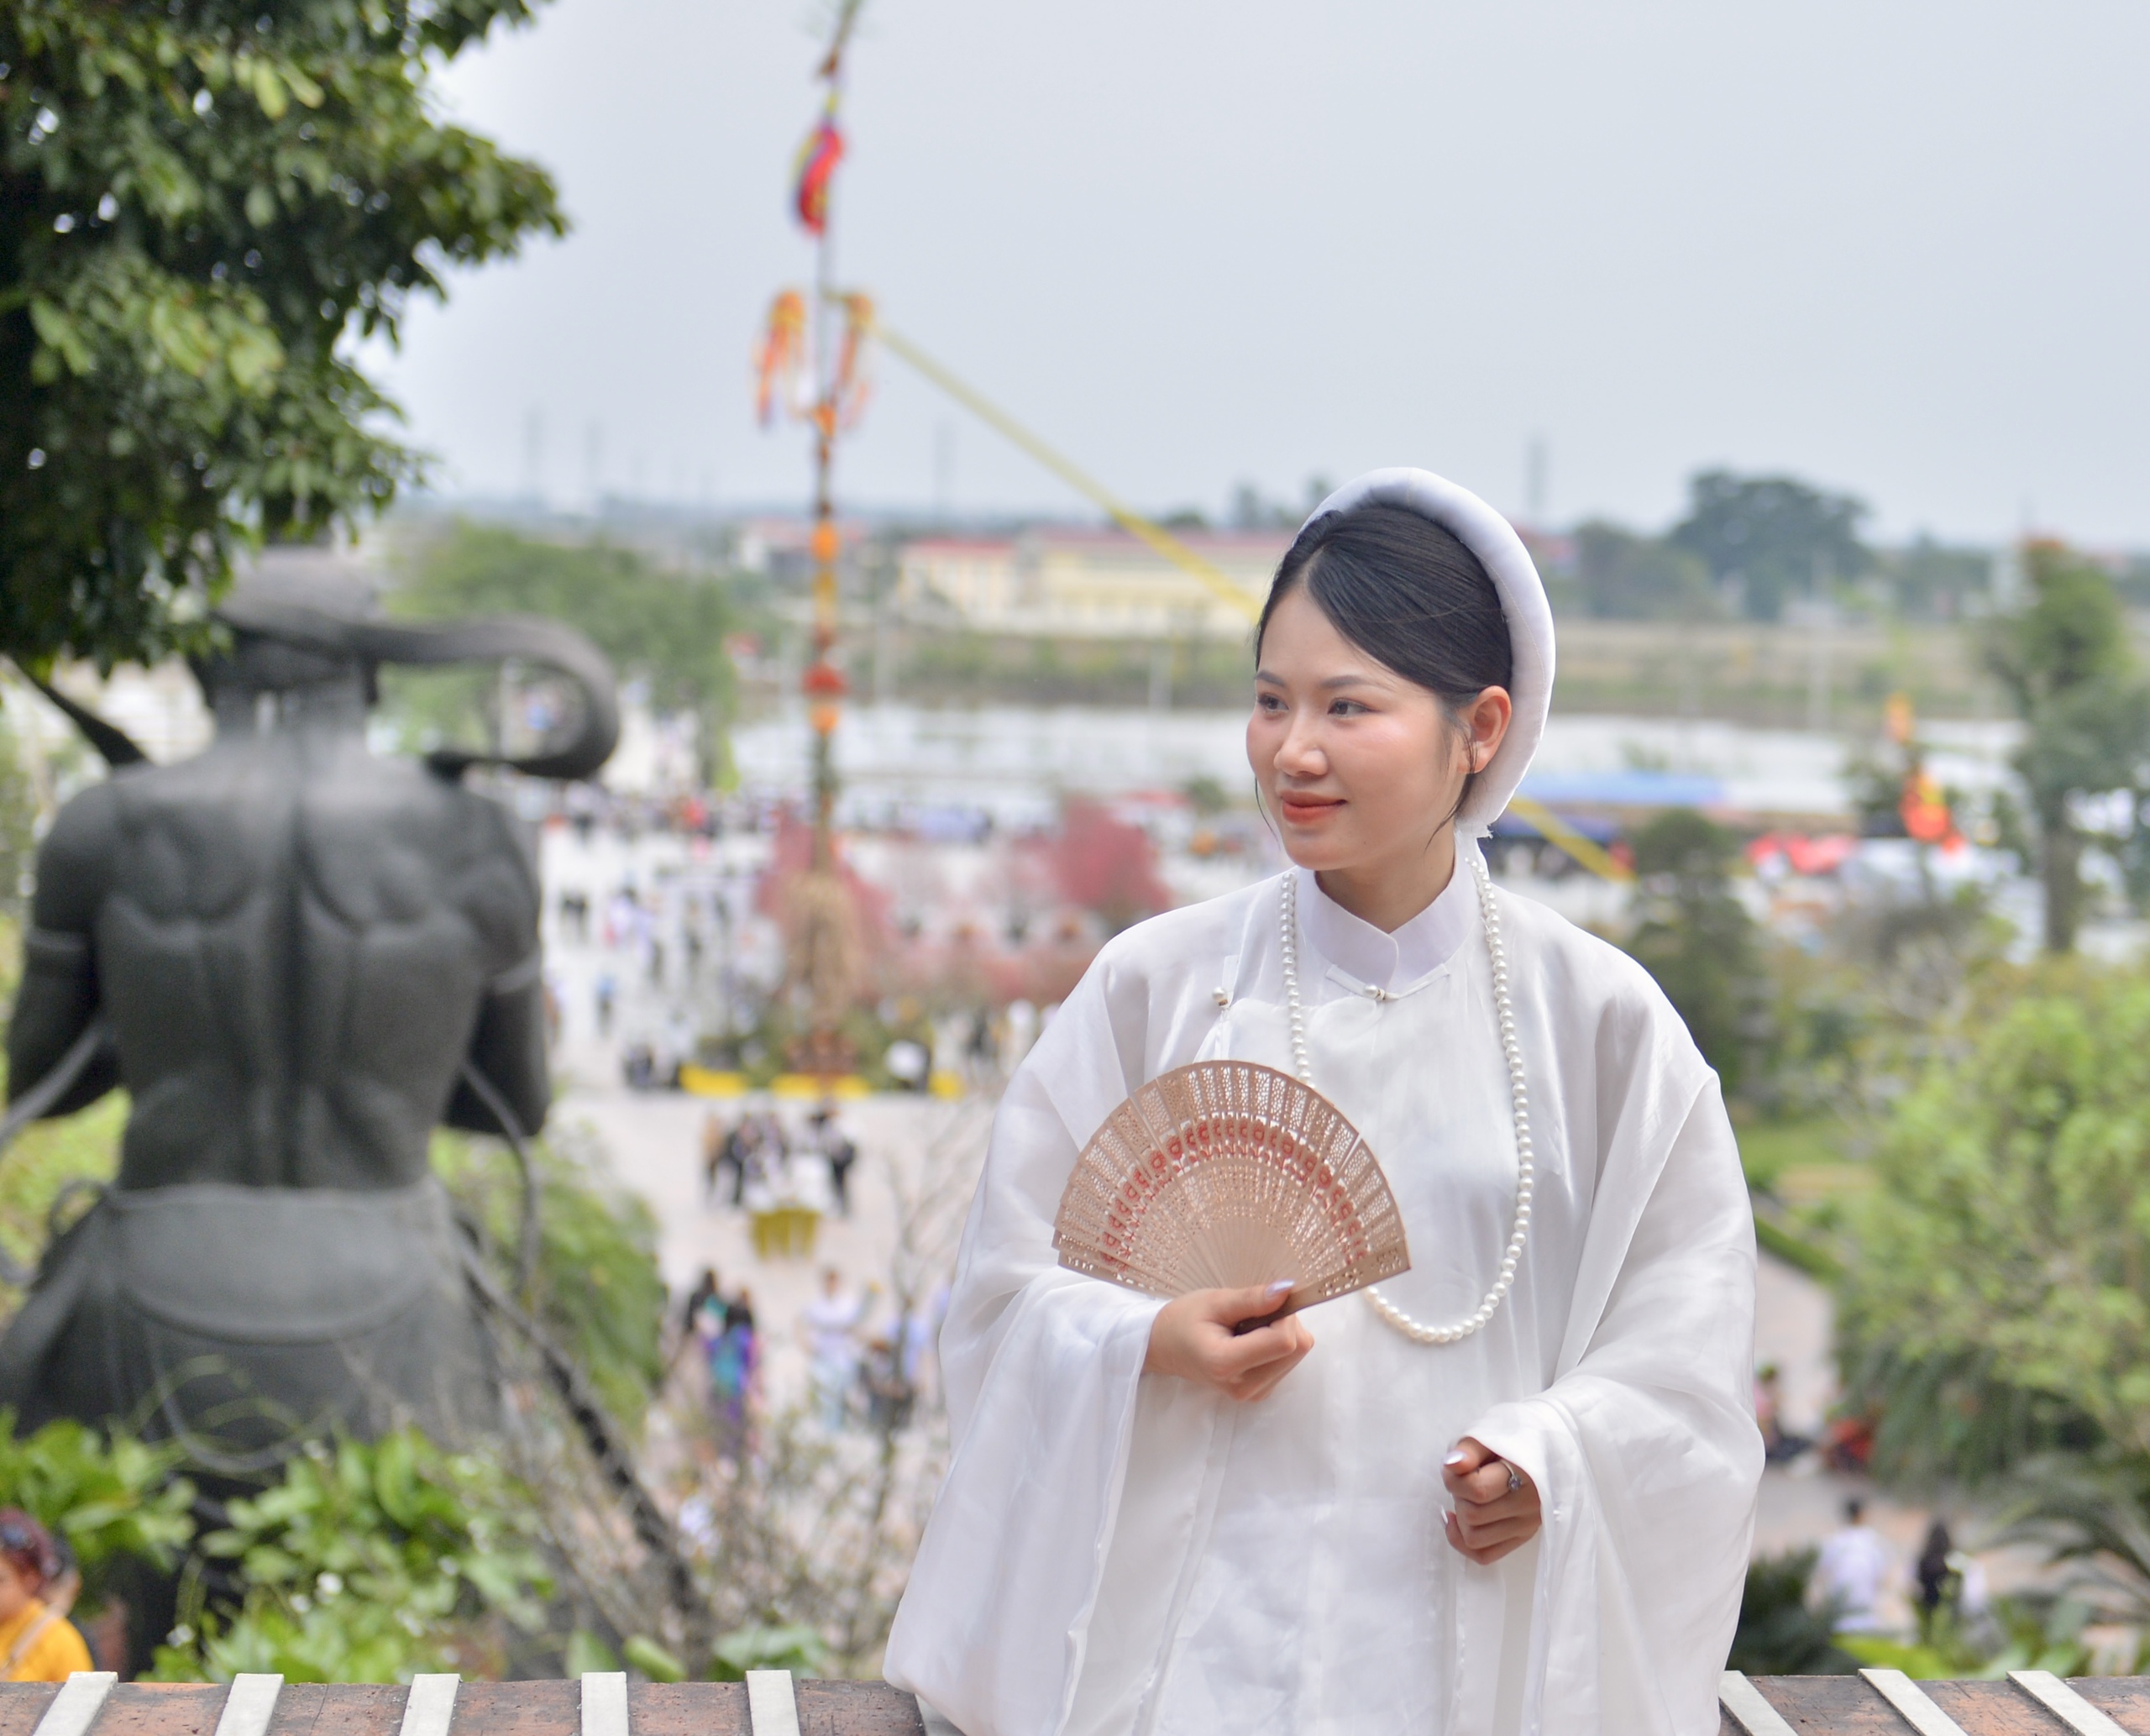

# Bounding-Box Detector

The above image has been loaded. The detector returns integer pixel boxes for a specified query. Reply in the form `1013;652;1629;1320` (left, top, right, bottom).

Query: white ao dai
886;852;1761;1736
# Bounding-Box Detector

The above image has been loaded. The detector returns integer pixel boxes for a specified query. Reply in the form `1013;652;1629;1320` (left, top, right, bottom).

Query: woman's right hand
1143;1281;1314;1401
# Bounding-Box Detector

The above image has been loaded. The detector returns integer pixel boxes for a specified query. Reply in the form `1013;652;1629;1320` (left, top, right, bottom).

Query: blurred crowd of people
700;1103;857;1218
676;1261;949;1455
799;1265;950;1437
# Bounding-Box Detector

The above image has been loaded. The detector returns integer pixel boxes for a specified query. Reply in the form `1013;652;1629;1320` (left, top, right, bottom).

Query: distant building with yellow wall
895;528;1294;640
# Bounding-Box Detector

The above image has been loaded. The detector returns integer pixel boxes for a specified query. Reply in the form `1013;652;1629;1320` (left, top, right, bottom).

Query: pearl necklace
1277;852;1535;1345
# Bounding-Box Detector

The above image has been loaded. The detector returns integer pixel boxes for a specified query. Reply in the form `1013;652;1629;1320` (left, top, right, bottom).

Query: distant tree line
1560;469;2006;625
1224;469;2080;627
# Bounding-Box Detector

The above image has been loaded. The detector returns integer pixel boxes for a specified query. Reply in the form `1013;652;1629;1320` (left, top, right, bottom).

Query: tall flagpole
804;10;853;871
759;0;872;1076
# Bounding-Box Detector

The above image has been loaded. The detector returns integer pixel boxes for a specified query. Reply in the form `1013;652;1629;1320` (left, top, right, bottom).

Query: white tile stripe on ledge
1717;1671;1799;1736
30;1675;116;1736
743;1670;800;1736
579;1673;628;1736
397;1675;461;1736
212;1676;284;1736
2009;1670;2133;1736
913;1698;962;1736
1859;1668;1969;1736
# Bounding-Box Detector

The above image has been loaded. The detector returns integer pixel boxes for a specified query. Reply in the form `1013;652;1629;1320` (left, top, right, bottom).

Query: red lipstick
1279;794;1344;824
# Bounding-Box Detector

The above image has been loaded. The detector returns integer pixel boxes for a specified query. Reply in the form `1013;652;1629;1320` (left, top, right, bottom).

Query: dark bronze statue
0;568;617;1465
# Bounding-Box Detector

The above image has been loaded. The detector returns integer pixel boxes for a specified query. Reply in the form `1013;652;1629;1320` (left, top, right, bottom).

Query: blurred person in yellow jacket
0;1511;91;1681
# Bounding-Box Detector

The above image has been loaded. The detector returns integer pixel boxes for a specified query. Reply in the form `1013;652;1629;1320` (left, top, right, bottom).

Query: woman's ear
1466;686;1513;772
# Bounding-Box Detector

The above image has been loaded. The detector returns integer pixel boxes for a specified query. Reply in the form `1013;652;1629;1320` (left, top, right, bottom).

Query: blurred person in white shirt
1817;1497;1892;1633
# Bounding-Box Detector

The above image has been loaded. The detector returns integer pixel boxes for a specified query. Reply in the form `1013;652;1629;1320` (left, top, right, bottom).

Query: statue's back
70;729;541;1192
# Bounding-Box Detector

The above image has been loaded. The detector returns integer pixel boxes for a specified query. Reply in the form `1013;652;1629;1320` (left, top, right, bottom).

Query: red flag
793;119;845;235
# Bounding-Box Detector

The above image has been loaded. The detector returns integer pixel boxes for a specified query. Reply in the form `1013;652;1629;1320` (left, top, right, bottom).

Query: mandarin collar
1297;853;1476;995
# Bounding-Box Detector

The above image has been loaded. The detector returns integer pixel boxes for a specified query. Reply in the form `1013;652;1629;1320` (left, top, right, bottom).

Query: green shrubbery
0;1412;194;1603
0;1410;558;1684
1810;958;2150;1667
147;1430;552;1683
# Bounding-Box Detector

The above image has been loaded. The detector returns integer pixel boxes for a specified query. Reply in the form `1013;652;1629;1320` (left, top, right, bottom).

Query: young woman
884;470;1761;1736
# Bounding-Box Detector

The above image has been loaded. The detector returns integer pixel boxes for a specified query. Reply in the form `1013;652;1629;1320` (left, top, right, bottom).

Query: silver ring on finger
1504;1461;1523;1494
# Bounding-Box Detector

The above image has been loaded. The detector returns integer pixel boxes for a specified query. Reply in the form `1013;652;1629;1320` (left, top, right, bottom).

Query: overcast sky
376;0;2150;545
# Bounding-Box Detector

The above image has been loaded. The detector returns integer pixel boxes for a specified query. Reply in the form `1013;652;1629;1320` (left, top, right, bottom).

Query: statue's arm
443;800;549;1140
5;790;120;1115
444;957;551;1140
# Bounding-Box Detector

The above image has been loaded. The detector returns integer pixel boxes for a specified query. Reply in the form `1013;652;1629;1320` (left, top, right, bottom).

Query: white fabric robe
884;852;1761;1736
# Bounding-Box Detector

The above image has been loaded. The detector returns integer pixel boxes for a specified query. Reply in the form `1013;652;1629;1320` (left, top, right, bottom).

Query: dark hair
1257;503;1513;699
0;1509;59;1592
1255;502;1513;810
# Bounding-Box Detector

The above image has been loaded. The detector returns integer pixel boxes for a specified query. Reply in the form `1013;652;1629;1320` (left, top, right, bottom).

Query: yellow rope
871;320;1261;625
1504;795;1633;881
871;318;1629;885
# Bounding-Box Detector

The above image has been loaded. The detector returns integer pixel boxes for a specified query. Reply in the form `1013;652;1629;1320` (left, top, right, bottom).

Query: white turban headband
1299;468;1555;831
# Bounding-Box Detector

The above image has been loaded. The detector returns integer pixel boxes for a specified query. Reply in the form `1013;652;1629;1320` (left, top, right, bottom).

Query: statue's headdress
20;555;618;783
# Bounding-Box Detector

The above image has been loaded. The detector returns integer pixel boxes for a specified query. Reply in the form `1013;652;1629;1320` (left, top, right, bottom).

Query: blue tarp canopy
1492;770;1729;844
1492;809;1621;842
1518;771;1726;808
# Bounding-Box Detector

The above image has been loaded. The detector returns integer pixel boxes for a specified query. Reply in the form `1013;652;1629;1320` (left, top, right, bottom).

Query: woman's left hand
1441;1435;1541;1566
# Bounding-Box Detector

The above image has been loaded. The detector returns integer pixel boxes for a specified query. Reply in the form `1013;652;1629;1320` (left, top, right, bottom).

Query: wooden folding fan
1052;1060;1410;1317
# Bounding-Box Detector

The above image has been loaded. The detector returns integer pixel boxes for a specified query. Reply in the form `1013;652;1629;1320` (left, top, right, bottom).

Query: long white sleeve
884;1069;1165;1734
1468;1075;1759;1735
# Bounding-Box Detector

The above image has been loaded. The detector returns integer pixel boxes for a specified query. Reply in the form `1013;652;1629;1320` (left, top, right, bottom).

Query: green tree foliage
391;523;737;782
147;1429;551;1682
1181;774;1229;816
0;0;564;670
1570;522;1712;621
1981;543;2150;952
1623;810;1772;1099
1838;966;2150;1485
1669;470;1869;623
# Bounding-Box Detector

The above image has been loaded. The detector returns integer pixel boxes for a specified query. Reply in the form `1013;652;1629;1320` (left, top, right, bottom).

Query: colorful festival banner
792;117;845;236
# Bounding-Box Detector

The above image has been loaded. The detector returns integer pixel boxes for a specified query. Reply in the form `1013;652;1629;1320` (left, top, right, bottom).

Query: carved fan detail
1052;1060;1410;1316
